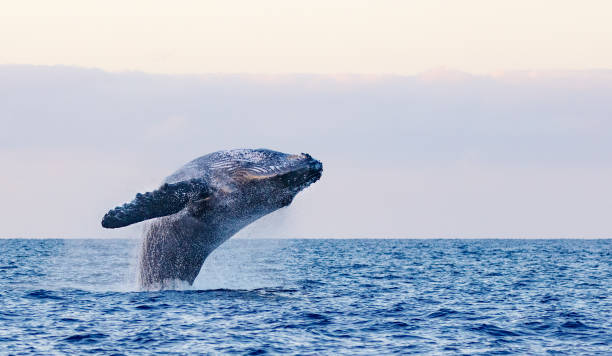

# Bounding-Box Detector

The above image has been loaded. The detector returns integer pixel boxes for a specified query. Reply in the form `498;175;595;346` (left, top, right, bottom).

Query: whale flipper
101;178;211;228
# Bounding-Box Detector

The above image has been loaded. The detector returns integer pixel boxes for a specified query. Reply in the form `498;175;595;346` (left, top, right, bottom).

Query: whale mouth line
251;169;321;202
282;165;322;187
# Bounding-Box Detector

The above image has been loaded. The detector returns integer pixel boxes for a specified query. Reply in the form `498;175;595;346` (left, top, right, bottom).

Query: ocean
0;238;610;355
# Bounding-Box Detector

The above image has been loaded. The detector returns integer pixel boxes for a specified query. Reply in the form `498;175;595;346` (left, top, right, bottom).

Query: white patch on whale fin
101;178;212;228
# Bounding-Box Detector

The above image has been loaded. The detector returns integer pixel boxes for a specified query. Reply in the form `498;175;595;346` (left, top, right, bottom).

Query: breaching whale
101;149;323;289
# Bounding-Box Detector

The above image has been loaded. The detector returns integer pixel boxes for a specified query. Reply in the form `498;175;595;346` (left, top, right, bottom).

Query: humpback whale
101;149;323;289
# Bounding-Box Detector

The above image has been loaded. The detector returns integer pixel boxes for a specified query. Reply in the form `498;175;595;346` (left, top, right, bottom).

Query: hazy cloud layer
1;65;611;238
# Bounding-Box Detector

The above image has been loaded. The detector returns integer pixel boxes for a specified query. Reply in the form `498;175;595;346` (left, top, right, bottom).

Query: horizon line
1;236;610;240
3;63;612;79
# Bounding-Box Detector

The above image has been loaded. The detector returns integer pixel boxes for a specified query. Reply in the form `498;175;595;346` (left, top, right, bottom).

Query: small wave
539;294;560;303
297;279;326;289
135;304;155;310
59;317;81;323
303;312;331;323
561;321;591;329
25;290;63;300
471;323;521;337
64;333;108;344
522;321;553;331
427;308;459;318
387;320;411;328
189;287;297;295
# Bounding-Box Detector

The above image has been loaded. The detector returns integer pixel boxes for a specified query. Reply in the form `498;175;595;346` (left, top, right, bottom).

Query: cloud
1;65;611;237
144;116;190;141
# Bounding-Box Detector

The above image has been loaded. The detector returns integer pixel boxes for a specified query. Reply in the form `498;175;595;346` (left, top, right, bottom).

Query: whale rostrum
101;149;323;289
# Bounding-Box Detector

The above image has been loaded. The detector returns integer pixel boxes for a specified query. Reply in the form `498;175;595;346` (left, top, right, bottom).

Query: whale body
101;149;322;289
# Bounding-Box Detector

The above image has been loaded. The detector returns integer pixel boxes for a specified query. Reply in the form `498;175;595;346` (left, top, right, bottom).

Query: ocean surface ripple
0;239;610;355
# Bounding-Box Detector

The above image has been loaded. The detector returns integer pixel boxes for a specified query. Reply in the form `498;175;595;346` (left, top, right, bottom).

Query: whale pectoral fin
101;178;212;228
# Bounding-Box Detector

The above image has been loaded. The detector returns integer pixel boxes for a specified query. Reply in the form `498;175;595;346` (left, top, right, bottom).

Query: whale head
214;149;323;210
101;149;322;229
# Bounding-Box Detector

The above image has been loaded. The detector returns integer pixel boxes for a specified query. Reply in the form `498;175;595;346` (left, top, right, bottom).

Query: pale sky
1;66;611;238
2;1;612;74
1;2;612;238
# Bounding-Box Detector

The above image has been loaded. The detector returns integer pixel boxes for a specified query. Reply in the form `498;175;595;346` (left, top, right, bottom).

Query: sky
1;2;612;238
2;1;612;74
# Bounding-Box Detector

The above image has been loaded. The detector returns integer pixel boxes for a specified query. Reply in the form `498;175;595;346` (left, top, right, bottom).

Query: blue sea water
0;239;610;355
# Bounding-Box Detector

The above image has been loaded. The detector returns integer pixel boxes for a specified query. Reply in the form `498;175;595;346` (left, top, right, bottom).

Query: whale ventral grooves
101;148;323;289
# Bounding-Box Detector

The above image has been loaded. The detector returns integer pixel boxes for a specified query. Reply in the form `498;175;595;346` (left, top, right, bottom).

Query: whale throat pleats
101;179;211;228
